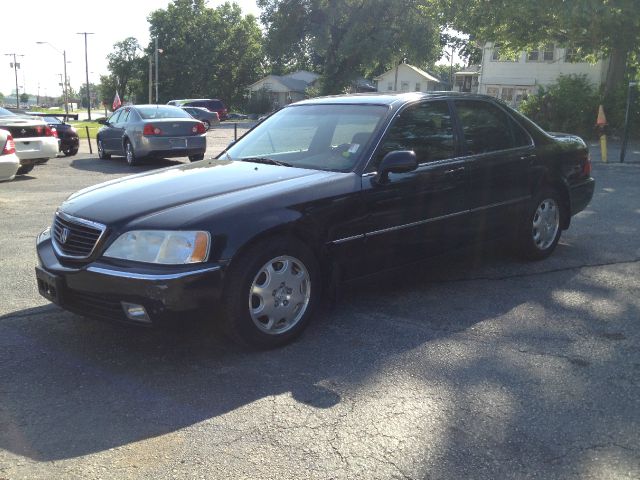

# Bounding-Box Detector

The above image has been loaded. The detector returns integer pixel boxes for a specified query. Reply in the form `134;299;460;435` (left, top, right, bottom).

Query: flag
112;91;121;111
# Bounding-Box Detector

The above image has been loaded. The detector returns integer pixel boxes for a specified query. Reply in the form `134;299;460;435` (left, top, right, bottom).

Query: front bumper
36;234;225;326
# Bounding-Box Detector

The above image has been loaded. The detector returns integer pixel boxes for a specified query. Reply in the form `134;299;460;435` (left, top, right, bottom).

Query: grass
70;121;101;139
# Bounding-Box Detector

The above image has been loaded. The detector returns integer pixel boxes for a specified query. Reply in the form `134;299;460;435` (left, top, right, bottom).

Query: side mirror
96;118;108;125
227;140;236;148
375;150;417;184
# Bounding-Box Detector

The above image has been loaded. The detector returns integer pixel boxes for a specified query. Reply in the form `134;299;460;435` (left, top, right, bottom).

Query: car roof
293;91;499;107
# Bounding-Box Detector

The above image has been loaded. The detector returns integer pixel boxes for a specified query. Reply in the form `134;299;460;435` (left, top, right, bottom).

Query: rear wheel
517;187;563;260
124;139;137;166
63;147;78;157
97;139;111;159
189;154;205;161
221;237;320;348
16;165;34;175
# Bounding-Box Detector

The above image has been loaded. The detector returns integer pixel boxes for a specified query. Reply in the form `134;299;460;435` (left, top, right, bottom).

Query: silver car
96;105;207;166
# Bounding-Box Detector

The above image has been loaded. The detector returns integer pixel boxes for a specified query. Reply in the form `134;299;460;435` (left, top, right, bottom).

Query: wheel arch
531;168;571;230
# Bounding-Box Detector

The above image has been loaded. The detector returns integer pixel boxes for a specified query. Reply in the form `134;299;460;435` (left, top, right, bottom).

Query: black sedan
40;115;80;156
35;93;595;348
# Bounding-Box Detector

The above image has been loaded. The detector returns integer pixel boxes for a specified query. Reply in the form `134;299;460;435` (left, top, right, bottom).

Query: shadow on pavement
70;156;185;174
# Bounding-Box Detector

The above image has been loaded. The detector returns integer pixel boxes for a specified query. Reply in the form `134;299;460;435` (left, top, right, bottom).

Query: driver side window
369;101;456;171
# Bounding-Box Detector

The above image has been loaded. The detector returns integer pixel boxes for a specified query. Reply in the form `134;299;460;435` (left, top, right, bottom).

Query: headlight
104;230;210;264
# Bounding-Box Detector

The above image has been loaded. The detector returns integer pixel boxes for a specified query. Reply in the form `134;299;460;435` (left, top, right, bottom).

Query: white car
0;129;20;182
0;107;59;175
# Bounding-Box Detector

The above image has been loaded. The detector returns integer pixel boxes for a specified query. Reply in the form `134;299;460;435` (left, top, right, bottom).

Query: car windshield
0;107;16;117
43;116;63;124
224;104;389;172
137;106;191;119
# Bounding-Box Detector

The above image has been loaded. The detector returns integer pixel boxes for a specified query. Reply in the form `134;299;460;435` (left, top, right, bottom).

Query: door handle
444;167;465;178
520;154;537;164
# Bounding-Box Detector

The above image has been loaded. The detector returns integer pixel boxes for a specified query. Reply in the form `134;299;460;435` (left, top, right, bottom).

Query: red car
167;99;228;121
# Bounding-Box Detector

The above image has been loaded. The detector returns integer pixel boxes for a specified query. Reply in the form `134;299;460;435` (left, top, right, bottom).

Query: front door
356;100;469;275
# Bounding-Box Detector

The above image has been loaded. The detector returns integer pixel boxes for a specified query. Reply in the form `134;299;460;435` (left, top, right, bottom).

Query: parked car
0;129;20;182
167;98;228;121
35;93;594;348
96;104;207;165
181;106;220;130
25;113;80;156
0;107;59;174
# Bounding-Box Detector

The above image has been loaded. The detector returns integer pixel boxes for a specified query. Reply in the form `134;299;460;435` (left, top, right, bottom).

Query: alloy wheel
532;198;559;250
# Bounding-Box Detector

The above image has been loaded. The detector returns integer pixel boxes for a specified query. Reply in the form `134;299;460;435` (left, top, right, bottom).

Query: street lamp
36;41;69;116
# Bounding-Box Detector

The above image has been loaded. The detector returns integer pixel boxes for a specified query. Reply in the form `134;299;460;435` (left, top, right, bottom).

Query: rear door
453;99;534;240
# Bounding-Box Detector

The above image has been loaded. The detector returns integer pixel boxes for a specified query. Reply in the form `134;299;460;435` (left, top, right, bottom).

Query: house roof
374;63;441;83
454;65;481;75
248;71;318;92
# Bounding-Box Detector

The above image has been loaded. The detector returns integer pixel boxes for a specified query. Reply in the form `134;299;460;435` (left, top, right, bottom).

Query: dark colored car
168;98;228;121
26;113;80;156
181;106;220;130
96;105;207;165
35;93;594;348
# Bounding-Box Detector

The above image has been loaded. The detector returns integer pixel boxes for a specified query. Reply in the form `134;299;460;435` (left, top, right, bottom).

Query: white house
247;70;320;108
478;42;608;106
374;63;441;93
453;65;481;93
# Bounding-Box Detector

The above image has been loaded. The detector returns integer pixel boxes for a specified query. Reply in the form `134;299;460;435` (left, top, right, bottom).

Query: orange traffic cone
596;105;607;163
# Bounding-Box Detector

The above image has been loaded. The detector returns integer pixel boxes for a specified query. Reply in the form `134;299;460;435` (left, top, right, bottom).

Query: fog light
121;302;151;323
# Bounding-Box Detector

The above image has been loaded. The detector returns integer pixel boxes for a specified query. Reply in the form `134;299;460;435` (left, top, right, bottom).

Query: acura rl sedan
36;93;595;348
96;104;207;165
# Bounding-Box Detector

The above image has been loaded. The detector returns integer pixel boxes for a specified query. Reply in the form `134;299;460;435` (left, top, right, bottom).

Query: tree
20;93;29;104
78;83;98;108
147;0;265;108
434;0;640;94
258;0;441;95
0;92;4;103
107;37;145;102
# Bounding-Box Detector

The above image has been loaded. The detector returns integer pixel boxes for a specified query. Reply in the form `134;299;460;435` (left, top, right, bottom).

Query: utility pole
148;55;153;103
155;37;159;103
4;53;24;108
77;32;94;119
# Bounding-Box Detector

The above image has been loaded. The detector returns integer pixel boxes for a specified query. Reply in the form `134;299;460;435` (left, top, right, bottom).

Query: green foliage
78;83;98;108
520;75;599;138
19;93;29;103
258;0;441;95
107;37;145;102
148;0;265;108
0;92;4;102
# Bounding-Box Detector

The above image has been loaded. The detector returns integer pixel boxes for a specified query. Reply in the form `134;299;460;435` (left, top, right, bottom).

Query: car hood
60;159;343;226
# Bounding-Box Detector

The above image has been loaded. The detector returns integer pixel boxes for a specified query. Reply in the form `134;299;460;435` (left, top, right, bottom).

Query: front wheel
16;164;34;175
221;237;320;348
63;147;79;157
517;188;564;260
97;138;111;159
189;153;205;161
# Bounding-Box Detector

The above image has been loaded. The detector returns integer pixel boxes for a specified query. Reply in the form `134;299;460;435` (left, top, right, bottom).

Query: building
247;70;320;109
374;63;441;93
478;42;608;106
453;65;481;93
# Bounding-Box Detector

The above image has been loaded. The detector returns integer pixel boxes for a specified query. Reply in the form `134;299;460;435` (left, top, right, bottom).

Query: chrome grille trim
51;211;107;260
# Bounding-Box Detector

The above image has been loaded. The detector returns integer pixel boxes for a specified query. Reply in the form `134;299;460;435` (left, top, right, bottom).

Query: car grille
5;125;45;138
52;213;105;259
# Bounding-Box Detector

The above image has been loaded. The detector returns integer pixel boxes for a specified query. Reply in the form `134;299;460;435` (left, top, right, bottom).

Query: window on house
415;83;421;91
492;44;518;62
501;87;514;102
564;47;587;63
387;82;393;91
543;44;554;61
400;81;409;92
527;50;539;62
486;87;499;98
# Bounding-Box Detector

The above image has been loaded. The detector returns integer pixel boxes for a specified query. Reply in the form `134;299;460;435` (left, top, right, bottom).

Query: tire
63;147;79;157
189;154;205;161
221;237;320;348
203;120;210;130
97;138;111;159
16;164;34;175
517;187;564;260
124;139;137;166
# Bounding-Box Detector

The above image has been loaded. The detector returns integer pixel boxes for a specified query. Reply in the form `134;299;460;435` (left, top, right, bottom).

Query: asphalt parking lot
1;127;639;479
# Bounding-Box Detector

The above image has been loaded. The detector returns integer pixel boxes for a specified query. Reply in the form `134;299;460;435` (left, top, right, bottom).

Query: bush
520;74;599;138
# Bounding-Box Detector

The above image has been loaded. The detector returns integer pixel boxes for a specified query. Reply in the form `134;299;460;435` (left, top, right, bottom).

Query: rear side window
454;100;526;154
108;110;123;124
